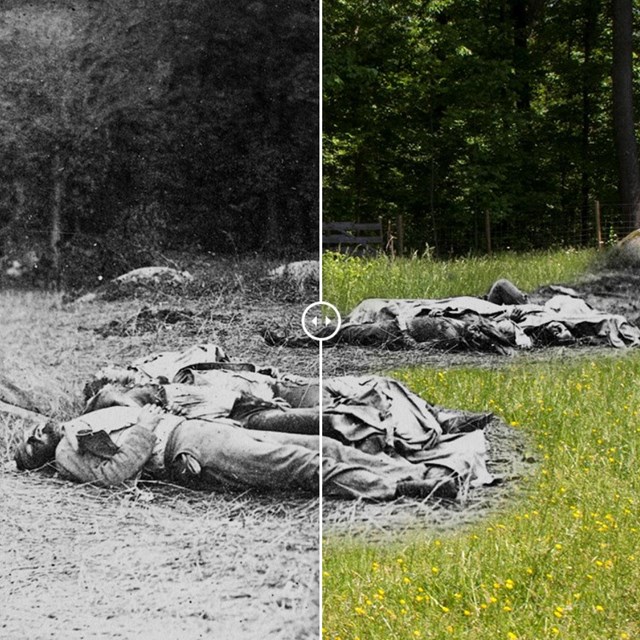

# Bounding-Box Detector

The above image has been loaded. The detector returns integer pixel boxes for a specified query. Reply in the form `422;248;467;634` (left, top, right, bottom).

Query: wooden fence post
595;200;603;250
484;210;492;256
396;213;404;256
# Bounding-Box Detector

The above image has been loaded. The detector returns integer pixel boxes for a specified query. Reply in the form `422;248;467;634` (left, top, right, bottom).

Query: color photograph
321;2;640;639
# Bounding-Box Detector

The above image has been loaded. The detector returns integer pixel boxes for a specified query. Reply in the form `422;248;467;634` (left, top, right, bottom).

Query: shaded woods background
324;0;639;255
0;0;319;287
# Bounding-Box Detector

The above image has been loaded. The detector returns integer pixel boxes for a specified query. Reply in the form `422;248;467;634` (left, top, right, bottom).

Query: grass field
323;354;640;639
322;248;640;640
322;248;596;314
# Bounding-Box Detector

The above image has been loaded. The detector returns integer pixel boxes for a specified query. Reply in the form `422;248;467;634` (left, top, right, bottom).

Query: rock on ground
268;260;319;286
73;266;194;303
114;266;194;285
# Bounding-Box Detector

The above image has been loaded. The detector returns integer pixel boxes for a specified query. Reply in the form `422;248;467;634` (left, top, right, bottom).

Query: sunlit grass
323;355;640;639
322;248;596;314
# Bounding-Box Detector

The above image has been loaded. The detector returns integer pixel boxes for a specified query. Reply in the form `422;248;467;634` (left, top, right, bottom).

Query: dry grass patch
0;255;320;640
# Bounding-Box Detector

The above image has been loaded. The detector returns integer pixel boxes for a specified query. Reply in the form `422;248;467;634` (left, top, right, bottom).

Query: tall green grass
322;249;596;314
323;355;640;640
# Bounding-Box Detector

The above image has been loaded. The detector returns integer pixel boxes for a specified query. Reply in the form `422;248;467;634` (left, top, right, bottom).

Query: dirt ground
0;256;320;640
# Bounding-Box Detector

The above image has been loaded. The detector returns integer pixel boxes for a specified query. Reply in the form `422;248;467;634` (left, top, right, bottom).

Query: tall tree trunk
510;0;531;111
13;178;26;236
51;150;64;275
611;0;640;229
580;0;600;244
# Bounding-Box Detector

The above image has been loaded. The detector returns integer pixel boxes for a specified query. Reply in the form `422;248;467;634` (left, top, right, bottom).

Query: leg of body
167;420;321;492
245;408;330;435
323;321;405;348
261;431;451;500
167;421;439;500
274;380;320;408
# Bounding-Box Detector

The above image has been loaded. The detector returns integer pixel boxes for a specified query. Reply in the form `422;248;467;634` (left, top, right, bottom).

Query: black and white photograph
0;2;321;638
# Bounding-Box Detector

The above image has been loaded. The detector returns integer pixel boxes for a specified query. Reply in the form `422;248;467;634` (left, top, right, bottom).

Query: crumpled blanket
323;375;494;487
518;294;640;348
84;343;279;399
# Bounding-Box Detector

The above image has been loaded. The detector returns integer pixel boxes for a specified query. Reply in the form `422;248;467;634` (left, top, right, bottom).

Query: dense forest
324;0;640;255
0;0;319;285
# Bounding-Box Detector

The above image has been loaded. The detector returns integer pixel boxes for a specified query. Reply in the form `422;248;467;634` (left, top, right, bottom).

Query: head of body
14;421;62;470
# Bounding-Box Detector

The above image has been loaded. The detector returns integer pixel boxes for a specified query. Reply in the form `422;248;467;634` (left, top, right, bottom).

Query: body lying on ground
284;279;640;353
14;344;496;501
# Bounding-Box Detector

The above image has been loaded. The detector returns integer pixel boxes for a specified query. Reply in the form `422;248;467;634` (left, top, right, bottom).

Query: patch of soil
323;418;537;539
90;306;198;337
531;268;640;327
0;472;319;640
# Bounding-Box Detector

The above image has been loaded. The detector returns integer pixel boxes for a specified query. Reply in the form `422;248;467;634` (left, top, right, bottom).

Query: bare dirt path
1;474;318;639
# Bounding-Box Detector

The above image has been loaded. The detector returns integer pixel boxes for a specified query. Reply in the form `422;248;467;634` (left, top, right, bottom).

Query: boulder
72;266;193;304
605;229;640;268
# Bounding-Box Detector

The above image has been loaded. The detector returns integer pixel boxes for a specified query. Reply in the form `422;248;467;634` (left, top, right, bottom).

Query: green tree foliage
324;0;635;254
0;0;318;285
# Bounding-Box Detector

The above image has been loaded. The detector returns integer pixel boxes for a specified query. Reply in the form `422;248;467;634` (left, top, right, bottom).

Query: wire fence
345;201;640;258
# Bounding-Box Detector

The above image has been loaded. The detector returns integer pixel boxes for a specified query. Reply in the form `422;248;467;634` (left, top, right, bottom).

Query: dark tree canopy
0;0;319;284
324;0;639;255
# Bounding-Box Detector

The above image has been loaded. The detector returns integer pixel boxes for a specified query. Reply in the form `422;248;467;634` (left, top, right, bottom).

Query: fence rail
322;220;384;254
